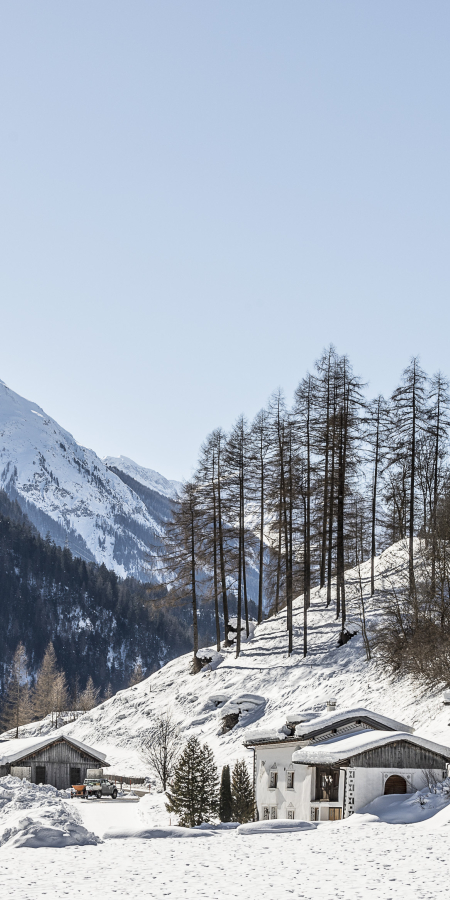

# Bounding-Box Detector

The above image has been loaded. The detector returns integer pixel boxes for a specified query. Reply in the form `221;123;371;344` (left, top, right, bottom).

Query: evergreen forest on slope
0;490;248;703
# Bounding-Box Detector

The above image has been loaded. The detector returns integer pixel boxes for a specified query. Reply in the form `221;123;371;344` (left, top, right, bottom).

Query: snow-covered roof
244;730;287;744
0;735;108;766
244;707;414;746
292;707;414;737
292;730;450;766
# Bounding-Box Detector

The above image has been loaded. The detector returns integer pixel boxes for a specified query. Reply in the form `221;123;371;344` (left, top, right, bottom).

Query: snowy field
1;796;450;900
1;782;450;899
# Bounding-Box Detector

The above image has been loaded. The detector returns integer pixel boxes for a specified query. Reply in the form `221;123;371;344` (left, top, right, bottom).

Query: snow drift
0;777;100;849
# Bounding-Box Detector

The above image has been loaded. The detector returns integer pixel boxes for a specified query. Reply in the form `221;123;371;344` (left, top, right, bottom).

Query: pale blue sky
1;2;449;479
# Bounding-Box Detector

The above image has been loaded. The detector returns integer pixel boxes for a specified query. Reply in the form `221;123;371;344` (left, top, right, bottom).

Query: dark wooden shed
0;735;109;790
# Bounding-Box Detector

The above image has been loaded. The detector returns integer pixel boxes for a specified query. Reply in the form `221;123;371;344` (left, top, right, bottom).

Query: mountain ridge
0;379;178;581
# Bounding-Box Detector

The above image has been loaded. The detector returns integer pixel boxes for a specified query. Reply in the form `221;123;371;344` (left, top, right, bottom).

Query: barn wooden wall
350;741;448;770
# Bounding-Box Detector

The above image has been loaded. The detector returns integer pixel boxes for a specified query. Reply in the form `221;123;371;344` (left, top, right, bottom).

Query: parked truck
72;778;118;799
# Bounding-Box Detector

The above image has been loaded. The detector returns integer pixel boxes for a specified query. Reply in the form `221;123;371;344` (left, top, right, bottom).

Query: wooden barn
0;735;109;790
244;707;450;822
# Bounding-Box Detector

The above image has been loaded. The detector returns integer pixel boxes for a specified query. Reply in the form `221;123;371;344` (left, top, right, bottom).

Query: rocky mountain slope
0;380;178;581
15;540;450;776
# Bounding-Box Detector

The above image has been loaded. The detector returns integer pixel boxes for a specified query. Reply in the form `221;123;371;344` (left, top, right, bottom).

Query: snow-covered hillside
35;541;450;776
0;379;176;580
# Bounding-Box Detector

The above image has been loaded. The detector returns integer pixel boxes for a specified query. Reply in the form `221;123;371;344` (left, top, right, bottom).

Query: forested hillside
0;491;243;701
167;348;450;682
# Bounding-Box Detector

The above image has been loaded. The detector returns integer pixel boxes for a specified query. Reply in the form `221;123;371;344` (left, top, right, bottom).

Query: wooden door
35;765;46;785
384;775;407;795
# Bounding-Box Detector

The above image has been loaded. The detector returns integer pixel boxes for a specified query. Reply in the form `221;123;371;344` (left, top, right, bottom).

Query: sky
1;1;450;481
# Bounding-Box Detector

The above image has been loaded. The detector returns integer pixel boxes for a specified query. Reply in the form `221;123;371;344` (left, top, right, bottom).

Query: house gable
348;739;450;770
15;738;107;768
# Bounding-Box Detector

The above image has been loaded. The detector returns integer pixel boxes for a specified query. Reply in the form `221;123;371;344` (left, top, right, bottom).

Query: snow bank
104;824;216;839
220;694;265;718
237;819;317;835
0;776;100;849
196;650;224;671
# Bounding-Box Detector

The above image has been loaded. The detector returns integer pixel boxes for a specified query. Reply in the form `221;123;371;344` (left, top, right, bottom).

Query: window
263;807;270;820
35;766;46;785
287;809;295;820
70;767;81;786
286;771;294;789
315;766;340;801
270;806;277;819
269;770;278;789
328;808;342;821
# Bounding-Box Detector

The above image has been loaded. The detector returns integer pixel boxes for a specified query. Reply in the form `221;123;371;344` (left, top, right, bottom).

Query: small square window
262;806;270;820
269;771;278;789
270;806;277;819
287;771;294;789
287;809;295;820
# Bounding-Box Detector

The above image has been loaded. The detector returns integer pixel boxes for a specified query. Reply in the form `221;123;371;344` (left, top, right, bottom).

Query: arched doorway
384;775;407;795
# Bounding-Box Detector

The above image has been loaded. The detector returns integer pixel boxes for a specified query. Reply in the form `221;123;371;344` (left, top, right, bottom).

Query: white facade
344;765;444;816
246;709;450;823
253;743;313;821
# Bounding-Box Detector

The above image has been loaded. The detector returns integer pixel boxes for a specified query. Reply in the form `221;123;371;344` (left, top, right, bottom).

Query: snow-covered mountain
20;540;449;776
0;379;178;580
103;456;182;501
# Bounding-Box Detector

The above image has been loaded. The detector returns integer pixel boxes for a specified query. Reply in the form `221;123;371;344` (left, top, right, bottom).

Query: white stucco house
244;706;450;822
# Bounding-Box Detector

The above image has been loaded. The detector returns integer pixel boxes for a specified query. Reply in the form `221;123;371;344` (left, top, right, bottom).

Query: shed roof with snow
0;734;108;767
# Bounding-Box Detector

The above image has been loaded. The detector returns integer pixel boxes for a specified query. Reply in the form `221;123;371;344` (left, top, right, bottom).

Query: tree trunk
431;387;441;597
303;495;308;658
340;392;349;634
320;366;331;588
190;505;199;667
409;368;417;608
371;399;381;597
305;392;311;610
236;463;243;658
258;444;264;625
217;446;230;646
212;452;221;651
242;472;250;638
275;500;282;615
327;388;337;607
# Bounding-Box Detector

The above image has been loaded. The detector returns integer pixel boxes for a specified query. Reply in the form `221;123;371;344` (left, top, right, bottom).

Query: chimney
326;698;337;713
